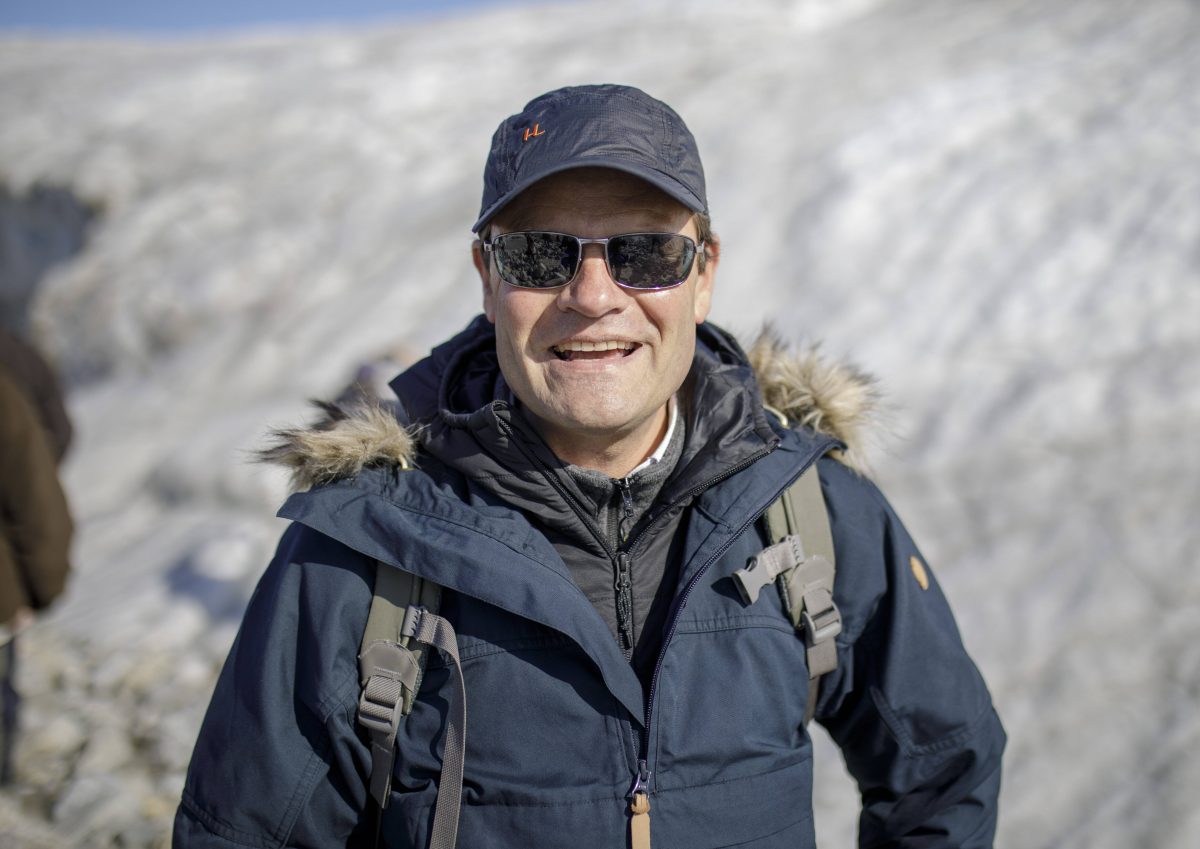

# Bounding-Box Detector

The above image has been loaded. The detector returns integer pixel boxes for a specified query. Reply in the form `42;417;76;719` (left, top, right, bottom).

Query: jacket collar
260;316;878;493
380;317;786;551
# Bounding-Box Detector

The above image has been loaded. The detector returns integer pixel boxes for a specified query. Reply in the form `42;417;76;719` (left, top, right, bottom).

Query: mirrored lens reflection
495;233;578;288
610;234;694;288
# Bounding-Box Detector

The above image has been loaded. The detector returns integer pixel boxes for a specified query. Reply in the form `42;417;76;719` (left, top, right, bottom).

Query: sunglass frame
482;231;704;291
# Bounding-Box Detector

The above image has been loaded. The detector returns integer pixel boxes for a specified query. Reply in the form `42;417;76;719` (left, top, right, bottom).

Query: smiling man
175;84;1004;849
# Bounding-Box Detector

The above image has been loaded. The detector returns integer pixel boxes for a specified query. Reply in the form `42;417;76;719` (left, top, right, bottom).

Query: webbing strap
357;565;464;847
764;462;833;561
786;557;840;676
361;566;409;647
361;566;440;714
755;462;840;724
359;566;450;849
402;606;467;849
359;640;422;806
359;565;434;812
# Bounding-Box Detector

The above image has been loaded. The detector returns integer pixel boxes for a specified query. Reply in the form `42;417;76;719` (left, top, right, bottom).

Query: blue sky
0;1;530;34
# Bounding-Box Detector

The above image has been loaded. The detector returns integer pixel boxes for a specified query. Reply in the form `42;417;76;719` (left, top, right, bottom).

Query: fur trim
748;329;879;474
261;334;879;490
257;399;416;492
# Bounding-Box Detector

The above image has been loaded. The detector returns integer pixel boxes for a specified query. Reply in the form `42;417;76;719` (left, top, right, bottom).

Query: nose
557;243;627;316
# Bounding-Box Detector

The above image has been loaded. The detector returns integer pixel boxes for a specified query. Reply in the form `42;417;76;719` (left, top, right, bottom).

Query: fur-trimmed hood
259;327;879;492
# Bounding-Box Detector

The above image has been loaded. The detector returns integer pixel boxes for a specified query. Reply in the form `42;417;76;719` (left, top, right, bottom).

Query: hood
259;323;879;492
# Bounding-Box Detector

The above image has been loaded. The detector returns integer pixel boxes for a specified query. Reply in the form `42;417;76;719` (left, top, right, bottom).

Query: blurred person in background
0;328;73;463
176;85;1004;848
0;353;73;785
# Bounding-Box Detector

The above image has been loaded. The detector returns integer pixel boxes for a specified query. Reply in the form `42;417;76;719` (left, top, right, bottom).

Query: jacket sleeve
0;370;72;622
813;457;1006;849
0;330;73;462
173;523;378;848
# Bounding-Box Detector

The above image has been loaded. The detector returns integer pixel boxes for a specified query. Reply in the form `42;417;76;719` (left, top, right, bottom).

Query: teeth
554;340;634;353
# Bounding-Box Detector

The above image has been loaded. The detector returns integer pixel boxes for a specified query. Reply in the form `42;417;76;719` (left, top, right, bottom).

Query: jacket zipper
612;444;790;847
615;551;634;656
613;478;636;656
495;414;640;661
630;445;836;798
615;477;635;544
498;411;831;811
628;758;652;847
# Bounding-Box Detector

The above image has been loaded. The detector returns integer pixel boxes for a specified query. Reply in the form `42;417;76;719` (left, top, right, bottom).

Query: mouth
551;340;640;362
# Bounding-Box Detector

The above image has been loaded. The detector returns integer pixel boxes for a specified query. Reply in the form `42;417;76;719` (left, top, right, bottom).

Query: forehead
493;167;693;235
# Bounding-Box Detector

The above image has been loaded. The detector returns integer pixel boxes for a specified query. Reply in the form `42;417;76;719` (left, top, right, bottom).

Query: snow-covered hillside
1;0;1198;845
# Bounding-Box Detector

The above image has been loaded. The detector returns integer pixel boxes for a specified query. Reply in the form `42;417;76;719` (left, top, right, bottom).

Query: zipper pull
629;761;652;849
616;477;635;544
615;552;634;653
615;551;632;590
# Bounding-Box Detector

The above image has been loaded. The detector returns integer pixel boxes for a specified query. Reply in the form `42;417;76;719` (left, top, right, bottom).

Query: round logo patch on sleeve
910;555;930;591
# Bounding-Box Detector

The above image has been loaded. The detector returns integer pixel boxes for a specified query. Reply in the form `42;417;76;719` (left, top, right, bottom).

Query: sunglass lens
609;234;696;288
494;233;578;288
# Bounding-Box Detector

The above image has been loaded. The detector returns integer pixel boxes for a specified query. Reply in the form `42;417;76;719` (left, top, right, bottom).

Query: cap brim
472;156;707;233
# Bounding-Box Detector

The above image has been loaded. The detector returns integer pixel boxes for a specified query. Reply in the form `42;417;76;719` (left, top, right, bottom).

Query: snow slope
1;0;1198;845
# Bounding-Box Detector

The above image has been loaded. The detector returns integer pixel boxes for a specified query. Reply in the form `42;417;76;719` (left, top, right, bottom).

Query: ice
1;0;1197;845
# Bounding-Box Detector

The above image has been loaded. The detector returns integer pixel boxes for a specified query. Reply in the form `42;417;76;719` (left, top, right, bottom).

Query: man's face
473;167;717;467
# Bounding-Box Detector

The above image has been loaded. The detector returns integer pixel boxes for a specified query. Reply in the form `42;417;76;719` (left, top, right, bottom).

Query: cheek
493;288;553;351
652;298;701;376
483;283;498;323
692;289;711;324
647;290;700;341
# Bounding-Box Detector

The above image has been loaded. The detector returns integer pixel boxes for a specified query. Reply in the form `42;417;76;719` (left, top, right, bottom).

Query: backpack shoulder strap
734;460;841;725
763;459;834;565
358;563;466;849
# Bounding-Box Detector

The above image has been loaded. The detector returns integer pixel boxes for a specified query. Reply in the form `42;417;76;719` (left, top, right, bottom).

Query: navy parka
174;320;1005;848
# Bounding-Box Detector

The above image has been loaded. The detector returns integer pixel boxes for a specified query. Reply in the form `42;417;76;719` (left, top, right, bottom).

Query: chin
550;402;653;437
549;409;626;434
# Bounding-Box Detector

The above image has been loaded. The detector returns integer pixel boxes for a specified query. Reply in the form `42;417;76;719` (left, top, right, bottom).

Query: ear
472;239;498;323
692;237;719;324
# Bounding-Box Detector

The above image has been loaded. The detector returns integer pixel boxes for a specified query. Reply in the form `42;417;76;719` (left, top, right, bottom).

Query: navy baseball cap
473;84;708;233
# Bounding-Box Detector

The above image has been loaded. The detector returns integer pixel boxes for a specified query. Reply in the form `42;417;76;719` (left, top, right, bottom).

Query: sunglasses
482;231;702;290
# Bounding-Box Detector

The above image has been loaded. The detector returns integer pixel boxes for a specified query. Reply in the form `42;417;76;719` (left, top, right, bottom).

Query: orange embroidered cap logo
522;123;545;142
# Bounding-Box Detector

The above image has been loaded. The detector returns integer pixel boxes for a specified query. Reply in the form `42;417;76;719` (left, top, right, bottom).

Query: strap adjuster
357;639;423;809
356;641;421;737
801;586;842;646
358;675;405;737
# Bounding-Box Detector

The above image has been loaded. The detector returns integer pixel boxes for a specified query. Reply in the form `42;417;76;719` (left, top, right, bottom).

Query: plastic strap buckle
733;535;805;604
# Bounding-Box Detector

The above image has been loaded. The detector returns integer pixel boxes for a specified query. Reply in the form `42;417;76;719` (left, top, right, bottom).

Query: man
175;84;1004;848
